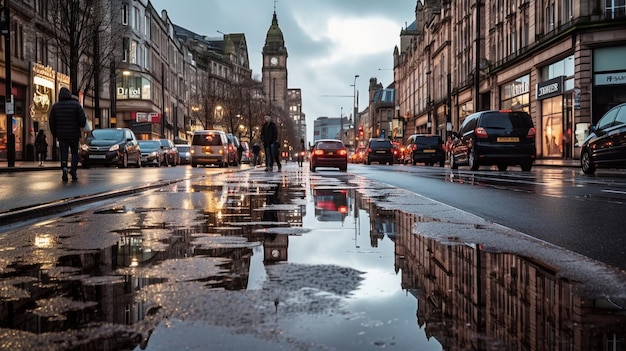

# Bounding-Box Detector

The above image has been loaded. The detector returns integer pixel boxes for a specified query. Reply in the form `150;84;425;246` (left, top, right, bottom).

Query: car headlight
150;152;157;157
109;144;120;152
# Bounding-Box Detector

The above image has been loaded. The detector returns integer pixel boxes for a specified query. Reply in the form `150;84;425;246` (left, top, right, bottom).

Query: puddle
0;168;624;350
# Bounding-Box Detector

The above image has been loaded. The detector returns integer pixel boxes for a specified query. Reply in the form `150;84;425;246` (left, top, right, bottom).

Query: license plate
327;152;334;155
89;154;106;159
141;157;147;162
423;149;435;153
375;150;386;154
497;137;519;142
202;146;213;153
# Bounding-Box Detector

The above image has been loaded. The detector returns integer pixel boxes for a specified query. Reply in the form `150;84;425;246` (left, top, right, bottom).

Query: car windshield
91;129;124;141
139;140;160;149
481;112;533;129
177;146;190;152
193;133;222;146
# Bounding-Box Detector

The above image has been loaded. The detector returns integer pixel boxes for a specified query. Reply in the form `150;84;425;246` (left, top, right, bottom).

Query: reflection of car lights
338;206;348;213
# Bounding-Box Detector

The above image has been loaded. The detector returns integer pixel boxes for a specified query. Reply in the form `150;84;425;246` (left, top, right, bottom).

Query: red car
309;139;348;172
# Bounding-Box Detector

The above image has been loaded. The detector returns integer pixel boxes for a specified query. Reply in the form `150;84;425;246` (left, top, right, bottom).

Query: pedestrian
298;138;305;167
252;142;261;166
261;115;280;171
49;87;87;182
562;127;572;159
34;129;48;166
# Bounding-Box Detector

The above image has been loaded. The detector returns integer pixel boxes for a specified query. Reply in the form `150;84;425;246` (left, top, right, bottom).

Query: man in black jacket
260;115;281;171
49;87;87;181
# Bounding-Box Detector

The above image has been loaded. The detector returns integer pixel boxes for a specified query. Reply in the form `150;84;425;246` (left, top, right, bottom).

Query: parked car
350;147;366;163
309;139;348;172
364;138;394;165
79;128;141;168
176;144;191;165
405;134;446;166
239;141;252;164
450;110;536;171
226;133;240;166
138;140;166;167
159;139;179;166
190;130;229;168
391;141;404;164
581;103;626;174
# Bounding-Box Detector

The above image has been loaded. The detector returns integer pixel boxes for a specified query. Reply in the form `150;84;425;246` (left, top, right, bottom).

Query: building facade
395;0;626;160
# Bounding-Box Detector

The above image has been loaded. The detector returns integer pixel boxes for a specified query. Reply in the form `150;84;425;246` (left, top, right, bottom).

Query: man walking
261;115;281;171
49;87;87;182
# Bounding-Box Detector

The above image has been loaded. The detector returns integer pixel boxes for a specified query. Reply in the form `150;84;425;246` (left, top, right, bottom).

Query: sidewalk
0;159;580;172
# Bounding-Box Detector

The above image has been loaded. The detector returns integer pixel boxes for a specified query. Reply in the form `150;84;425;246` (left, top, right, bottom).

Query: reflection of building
263;234;288;264
394;211;626;350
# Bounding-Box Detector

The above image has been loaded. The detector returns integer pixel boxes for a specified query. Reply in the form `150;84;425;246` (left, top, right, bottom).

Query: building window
545;3;555;32
122;37;129;62
605;0;626;18
121;4;128;25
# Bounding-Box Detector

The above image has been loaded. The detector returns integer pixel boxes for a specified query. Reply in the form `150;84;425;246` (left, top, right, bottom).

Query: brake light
338;149;348;156
526;127;536;138
475;127;488;138
313;149;324;156
412;144;418;151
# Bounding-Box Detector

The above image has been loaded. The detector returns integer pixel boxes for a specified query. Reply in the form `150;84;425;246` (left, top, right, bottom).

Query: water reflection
394;209;626;350
1;169;625;350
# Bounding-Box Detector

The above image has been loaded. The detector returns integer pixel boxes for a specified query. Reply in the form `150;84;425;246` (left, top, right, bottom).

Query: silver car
176;144;191;165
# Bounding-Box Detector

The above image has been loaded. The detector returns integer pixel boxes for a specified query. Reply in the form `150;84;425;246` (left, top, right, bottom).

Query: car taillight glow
527;127;536;138
338;149;348;156
412;144;418;151
338;206;348;213
475;127;488;138
313;149;324;156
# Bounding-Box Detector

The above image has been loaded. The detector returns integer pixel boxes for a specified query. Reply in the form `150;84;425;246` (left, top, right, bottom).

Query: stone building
395;0;626;159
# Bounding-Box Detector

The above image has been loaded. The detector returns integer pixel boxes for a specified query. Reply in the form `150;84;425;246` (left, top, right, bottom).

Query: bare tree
47;0;119;95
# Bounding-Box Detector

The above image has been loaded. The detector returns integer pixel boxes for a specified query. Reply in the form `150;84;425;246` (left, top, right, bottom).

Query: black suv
406;134;445;166
450;110;536;171
581;102;626;174
364;138;394;165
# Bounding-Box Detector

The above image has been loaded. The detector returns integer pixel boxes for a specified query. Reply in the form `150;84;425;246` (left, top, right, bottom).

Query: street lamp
352;74;359;147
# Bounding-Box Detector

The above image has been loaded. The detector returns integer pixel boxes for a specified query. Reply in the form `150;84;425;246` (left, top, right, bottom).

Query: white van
190;130;229;167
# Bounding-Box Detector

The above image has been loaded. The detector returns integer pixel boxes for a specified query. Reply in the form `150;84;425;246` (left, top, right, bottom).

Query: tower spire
273;0;277;14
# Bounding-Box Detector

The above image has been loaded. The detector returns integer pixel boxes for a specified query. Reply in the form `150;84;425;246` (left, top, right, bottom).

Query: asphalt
0;158;581;172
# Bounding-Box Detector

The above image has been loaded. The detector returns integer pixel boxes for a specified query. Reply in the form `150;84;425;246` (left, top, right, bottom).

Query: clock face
271;249;280;258
270;57;278;66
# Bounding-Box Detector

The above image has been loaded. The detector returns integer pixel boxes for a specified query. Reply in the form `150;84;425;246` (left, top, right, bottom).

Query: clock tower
262;10;288;115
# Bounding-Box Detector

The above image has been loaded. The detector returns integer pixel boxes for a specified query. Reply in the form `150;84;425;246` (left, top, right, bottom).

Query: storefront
592;46;626;123
0;84;27;161
536;56;575;159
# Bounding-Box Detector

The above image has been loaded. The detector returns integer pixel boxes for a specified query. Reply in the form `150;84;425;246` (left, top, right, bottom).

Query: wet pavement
0;164;625;350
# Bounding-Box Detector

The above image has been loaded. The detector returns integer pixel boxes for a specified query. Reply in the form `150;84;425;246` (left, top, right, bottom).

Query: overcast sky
150;0;414;142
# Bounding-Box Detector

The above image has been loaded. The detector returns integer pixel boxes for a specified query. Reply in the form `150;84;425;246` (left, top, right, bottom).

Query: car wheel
121;153;129;168
497;164;508;171
520;160;533;172
450;155;458;169
469;149;479;171
581;151;596;175
191;162;197;168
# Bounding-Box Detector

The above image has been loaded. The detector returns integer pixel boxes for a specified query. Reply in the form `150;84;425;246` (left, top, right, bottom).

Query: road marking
602;189;626;195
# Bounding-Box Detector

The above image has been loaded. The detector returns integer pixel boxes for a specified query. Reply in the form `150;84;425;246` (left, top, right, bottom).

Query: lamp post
340;106;344;143
352;74;359;148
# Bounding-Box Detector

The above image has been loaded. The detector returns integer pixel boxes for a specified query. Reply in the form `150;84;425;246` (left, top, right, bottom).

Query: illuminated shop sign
116;72;151;100
132;112;161;123
536;76;564;100
594;72;626;86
